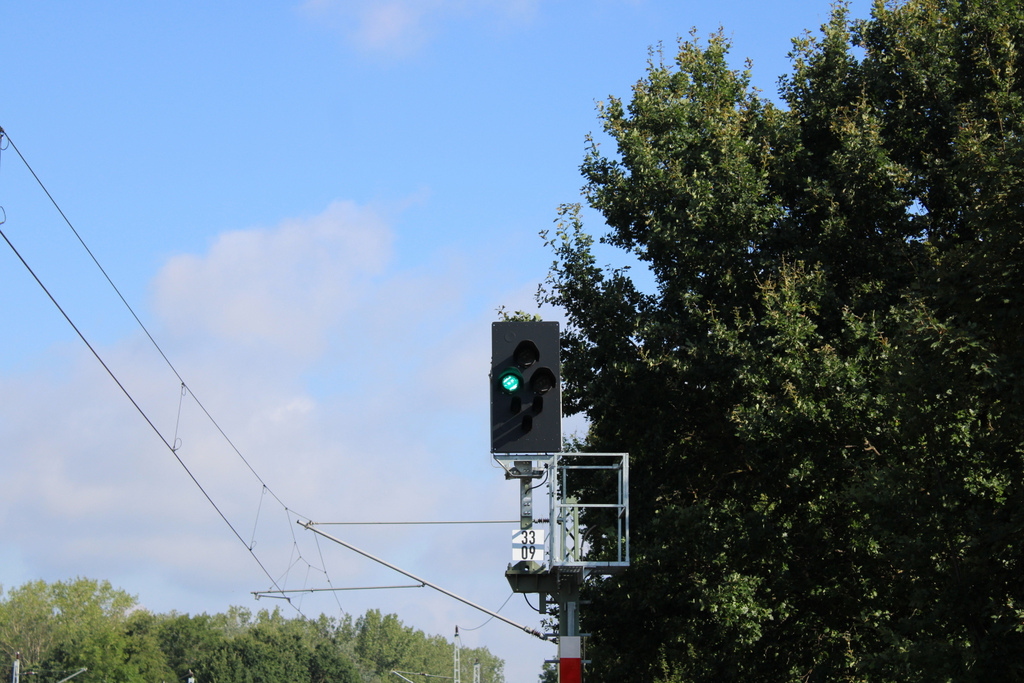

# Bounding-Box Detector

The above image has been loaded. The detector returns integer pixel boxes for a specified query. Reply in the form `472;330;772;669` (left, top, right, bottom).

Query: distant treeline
0;578;504;683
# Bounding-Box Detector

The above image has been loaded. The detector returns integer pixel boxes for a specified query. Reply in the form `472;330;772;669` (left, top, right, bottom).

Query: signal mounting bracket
505;459;547;480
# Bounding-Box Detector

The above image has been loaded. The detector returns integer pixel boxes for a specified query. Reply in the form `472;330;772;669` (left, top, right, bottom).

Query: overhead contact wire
0;224;283;582
0;129;306;612
1;131;298;517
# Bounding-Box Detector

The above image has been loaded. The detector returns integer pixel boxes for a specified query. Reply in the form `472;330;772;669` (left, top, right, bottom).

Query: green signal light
499;367;523;393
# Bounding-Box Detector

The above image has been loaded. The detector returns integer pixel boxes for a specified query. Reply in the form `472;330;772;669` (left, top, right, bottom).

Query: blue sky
1;1;872;679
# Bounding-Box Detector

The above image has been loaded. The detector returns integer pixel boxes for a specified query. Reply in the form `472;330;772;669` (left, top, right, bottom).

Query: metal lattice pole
453;627;461;683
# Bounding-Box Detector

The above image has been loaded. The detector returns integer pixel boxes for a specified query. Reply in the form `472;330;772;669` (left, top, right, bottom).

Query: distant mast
11;653;19;683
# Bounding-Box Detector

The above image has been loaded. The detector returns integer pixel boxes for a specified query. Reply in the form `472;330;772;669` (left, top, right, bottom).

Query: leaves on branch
543;1;1024;680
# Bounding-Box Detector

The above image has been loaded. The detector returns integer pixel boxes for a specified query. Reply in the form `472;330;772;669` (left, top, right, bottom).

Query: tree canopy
542;0;1024;679
0;578;504;683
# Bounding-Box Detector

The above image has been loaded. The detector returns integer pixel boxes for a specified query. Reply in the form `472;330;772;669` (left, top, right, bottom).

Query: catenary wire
0;128;296;516
0;127;309;613
0;128;543;638
0;220;295;607
458;592;515;631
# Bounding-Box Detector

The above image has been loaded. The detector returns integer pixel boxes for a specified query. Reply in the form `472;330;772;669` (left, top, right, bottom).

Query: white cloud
360;2;429;54
154;200;392;359
0;196;558;679
299;0;539;58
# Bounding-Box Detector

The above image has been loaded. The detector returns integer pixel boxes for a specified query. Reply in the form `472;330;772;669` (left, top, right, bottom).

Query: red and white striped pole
559;635;582;683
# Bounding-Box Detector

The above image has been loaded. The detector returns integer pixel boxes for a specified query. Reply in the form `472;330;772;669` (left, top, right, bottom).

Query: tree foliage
0;579;504;683
542;0;1024;680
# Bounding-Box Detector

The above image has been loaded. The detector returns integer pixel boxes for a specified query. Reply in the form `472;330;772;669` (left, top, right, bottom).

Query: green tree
541;1;1024;680
43;578;140;683
0;578;147;682
156;611;232;682
349;609;503;682
354;609;413;675
1;580;497;683
123;610;176;683
158;607;362;683
0;581;58;666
